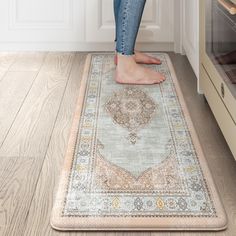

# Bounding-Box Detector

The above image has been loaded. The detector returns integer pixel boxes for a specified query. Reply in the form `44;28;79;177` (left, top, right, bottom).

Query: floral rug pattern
61;54;219;218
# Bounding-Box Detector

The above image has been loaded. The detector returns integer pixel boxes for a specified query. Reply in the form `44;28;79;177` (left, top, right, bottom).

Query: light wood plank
0;52;74;157
0;52;75;236
0;71;6;82
0;156;37;236
9;52;46;72
0;53;18;72
0;71;38;147
23;53;88;236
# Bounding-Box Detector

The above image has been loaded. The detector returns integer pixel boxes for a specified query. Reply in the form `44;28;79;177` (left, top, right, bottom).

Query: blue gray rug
51;53;227;231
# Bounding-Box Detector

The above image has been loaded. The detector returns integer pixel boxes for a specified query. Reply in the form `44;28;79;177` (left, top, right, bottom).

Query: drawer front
200;65;236;159
201;58;236;123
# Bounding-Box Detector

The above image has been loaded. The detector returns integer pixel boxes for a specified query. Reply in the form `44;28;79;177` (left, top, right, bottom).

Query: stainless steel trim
218;0;236;15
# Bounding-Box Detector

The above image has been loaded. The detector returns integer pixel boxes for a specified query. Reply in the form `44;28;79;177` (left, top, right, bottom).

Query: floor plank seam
21;53;76;236
0;70;7;83
0;53;48;151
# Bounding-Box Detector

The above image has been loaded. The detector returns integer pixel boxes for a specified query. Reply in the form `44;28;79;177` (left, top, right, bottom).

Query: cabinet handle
218;0;236;15
221;83;225;98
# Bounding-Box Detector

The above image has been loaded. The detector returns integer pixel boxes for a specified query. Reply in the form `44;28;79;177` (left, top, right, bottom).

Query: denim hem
115;50;135;56
114;0;146;56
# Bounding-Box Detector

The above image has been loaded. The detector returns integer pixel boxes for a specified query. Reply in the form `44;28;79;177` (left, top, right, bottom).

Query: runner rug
51;53;227;231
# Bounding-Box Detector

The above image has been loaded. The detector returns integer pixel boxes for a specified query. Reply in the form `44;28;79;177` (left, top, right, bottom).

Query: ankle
117;53;136;68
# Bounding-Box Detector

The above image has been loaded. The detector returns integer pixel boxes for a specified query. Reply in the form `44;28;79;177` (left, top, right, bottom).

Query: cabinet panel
0;0;84;43
200;65;236;159
183;0;199;78
11;0;66;24
86;0;174;43
0;0;175;50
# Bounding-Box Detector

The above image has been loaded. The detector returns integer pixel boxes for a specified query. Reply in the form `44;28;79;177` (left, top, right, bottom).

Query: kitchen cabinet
0;0;200;82
0;0;174;51
182;0;200;79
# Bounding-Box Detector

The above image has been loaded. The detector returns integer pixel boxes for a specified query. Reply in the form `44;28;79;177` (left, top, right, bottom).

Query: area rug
51;53;227;231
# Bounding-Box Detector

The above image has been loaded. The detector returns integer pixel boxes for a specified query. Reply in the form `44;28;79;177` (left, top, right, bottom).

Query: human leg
116;0;146;55
113;0;165;84
113;0;162;65
113;0;121;43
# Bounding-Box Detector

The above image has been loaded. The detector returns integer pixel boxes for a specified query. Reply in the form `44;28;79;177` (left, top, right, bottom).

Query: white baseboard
0;42;174;52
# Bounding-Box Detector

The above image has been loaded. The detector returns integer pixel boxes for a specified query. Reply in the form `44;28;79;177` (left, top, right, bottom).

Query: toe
154;59;162;64
149;57;161;64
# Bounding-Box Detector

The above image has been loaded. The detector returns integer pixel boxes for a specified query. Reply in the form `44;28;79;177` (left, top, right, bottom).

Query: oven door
200;0;236;94
206;0;236;83
199;0;236;120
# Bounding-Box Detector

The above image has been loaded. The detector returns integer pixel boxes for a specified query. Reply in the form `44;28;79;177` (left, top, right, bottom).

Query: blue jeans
113;0;146;55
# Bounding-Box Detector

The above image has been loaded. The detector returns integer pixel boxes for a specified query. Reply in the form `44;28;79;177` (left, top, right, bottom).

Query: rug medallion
51;53;227;231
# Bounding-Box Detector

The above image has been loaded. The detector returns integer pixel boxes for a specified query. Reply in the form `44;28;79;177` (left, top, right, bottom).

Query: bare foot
115;54;165;85
114;51;162;65
135;51;162;64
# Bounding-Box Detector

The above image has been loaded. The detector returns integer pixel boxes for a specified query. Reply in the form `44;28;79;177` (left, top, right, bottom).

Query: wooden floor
0;52;236;236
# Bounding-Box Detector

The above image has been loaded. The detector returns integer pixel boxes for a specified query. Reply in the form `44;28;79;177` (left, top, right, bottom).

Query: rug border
50;53;228;231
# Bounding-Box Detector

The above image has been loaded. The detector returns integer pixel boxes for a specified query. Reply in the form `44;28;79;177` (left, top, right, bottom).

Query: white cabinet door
0;0;85;50
182;0;199;78
86;0;174;43
0;0;174;51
